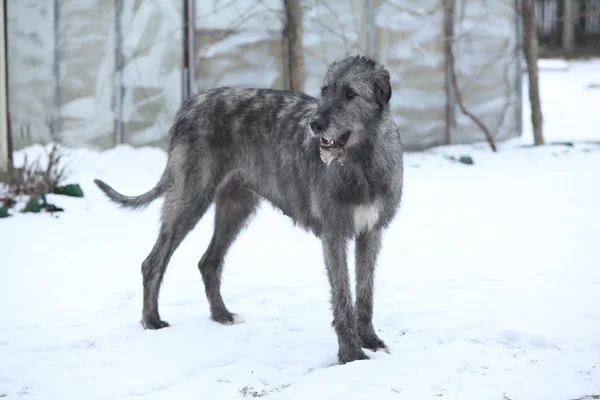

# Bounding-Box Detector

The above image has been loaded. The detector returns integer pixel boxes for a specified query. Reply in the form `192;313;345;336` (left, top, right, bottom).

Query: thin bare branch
445;0;498;152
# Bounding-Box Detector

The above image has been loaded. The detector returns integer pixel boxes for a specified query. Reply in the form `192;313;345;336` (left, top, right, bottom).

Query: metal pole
114;0;124;145
182;0;189;100
52;0;61;141
182;0;196;100
282;34;291;90
187;0;195;97
365;0;375;58
515;0;524;138
281;0;291;90
443;0;457;145
0;0;9;173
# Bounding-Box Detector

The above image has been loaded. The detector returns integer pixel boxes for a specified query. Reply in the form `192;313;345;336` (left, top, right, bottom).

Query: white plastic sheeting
453;0;521;144
6;0;55;148
120;0;183;147
302;0;369;96
194;0;284;91
59;0;116;149
6;0;521;151
373;0;449;150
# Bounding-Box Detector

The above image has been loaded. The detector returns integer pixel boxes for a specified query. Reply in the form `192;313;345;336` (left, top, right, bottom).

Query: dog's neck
350;108;395;152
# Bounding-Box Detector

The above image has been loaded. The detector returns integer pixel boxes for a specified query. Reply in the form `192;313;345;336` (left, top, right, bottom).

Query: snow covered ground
1;59;599;400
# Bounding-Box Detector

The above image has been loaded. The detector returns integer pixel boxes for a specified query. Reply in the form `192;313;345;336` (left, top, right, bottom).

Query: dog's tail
93;174;167;211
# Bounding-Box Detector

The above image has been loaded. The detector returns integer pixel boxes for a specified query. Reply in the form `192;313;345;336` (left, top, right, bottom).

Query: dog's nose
310;117;328;135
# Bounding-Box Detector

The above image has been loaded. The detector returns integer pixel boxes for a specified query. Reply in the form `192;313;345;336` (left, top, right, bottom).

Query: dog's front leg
355;228;389;353
322;234;369;364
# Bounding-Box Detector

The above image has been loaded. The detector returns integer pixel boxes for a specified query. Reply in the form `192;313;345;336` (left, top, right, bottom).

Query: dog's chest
352;200;382;235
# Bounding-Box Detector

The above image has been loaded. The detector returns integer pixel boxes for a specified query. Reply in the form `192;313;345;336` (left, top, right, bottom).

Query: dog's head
308;55;392;165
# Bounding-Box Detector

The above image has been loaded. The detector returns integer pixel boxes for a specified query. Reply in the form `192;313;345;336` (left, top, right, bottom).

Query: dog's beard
317;130;351;166
320;147;345;166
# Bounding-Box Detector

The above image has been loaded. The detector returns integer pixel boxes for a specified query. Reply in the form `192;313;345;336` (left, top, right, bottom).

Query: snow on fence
5;0;522;152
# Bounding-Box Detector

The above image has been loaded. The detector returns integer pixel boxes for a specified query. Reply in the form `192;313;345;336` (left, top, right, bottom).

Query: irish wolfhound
94;55;403;364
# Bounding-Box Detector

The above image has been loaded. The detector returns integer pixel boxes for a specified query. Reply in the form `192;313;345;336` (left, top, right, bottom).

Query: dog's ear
374;68;392;109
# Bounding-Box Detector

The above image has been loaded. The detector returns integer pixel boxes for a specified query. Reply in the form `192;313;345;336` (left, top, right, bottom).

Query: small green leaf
53;184;84;198
458;155;474;165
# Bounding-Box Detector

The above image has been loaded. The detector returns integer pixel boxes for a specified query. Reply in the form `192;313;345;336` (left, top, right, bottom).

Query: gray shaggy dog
94;54;404;364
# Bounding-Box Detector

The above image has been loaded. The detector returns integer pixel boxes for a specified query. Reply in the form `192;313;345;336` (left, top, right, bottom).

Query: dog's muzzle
316;130;351;166
309;115;351;166
317;131;351;150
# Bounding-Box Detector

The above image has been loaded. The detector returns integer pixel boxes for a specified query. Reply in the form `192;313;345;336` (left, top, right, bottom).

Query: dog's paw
338;347;370;364
212;311;245;326
223;314;245;326
141;317;170;330
359;331;388;352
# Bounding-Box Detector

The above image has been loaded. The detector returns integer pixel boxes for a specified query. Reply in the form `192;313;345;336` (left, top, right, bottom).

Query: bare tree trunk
522;0;545;146
283;0;304;92
562;0;575;53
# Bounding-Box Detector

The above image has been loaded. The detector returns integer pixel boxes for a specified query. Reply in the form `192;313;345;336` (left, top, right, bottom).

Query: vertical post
515;0;524;138
444;0;457;145
562;0;575;52
182;0;189;100
114;0;124;146
0;0;9;173
523;0;545;146
187;0;196;97
52;0;61;141
282;34;291;90
365;0;375;58
283;0;304;92
281;0;290;90
182;0;196;100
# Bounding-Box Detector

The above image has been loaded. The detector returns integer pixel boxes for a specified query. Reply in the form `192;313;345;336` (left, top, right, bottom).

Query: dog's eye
346;90;356;99
321;86;328;96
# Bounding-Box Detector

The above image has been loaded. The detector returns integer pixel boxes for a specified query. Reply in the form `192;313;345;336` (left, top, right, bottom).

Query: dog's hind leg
198;173;260;325
355;228;389;353
141;191;212;330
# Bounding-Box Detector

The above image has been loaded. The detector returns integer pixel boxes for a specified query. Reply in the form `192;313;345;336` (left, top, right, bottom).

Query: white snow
1;59;600;399
521;59;600;143
537;58;571;71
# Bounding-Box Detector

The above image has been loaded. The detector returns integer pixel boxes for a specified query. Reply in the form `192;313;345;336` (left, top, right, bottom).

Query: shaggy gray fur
94;55;404;364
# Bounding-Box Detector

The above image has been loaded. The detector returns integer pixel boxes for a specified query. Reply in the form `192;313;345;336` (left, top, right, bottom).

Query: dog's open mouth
319;131;351;166
319;131;351;150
